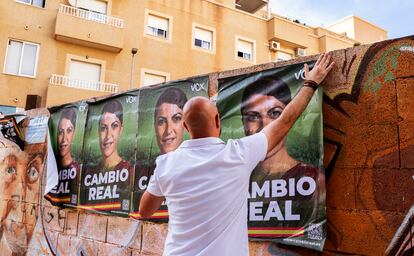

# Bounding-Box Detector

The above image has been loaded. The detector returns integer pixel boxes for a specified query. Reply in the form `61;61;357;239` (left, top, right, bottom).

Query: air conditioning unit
269;41;280;52
295;48;306;57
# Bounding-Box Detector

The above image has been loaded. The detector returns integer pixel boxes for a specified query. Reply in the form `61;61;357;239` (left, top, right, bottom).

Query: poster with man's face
80;92;138;216
217;62;326;251
130;76;209;220
46;102;88;207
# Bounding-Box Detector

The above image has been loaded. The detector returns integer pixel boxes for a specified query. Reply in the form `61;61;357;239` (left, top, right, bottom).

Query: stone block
396;78;414;122
325;209;404;255
78;213;107;242
399;121;414;168
97;241;130;255
326;168;355;209
141;221;168;255
78;238;99;256
395;41;414;78
64;210;79;236
334;125;399;168
41;206;65;232
355;168;409;212
107;215;141;247
56;233;72;256
349;80;398;126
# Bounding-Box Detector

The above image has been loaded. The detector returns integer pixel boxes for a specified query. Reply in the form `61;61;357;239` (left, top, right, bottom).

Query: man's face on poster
155;103;184;154
242;93;286;135
58;117;75;159
99;112;123;159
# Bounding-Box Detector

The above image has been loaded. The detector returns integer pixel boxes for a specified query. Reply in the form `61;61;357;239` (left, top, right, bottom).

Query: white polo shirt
147;132;268;256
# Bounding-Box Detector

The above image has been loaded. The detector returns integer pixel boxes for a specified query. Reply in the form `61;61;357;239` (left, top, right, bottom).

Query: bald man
140;53;335;256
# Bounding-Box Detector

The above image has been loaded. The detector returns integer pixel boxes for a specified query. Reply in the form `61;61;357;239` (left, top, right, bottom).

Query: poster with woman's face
46;102;88;207
130;76;209;220
80;92;138;216
217;62;326;251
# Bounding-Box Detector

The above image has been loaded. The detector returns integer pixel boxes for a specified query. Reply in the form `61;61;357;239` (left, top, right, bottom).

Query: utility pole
129;48;138;90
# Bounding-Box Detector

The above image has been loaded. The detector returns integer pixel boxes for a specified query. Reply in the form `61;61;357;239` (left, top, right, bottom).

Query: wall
0;35;412;256
1;0;379;110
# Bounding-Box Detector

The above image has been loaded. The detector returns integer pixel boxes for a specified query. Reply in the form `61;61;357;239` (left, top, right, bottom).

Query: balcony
54;4;124;52
267;16;310;48
46;74;118;106
236;0;267;13
49;74;118;93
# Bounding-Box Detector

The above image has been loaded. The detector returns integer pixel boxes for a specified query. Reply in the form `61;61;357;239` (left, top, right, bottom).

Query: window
236;38;254;61
4;39;39;77
76;0;108;23
146;14;169;39
194;27;213;50
143;73;166;86
276;51;292;61
141;68;170;87
15;0;45;8
69;60;101;81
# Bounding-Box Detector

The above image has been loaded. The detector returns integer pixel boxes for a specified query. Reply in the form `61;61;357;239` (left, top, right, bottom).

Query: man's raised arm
262;53;334;153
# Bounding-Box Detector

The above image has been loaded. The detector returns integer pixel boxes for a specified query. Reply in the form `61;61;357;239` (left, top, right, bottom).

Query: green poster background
217;61;326;251
217;62;323;169
131;76;209;219
80;92;138;216
46;102;88;207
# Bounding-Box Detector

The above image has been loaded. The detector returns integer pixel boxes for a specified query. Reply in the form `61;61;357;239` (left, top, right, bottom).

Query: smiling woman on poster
47;107;81;205
98;100;131;169
241;76;325;228
80;99;134;214
154;87;188;154
57;108;80;173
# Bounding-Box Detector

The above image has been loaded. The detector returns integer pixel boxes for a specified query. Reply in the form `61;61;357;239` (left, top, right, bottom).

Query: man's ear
215;114;220;130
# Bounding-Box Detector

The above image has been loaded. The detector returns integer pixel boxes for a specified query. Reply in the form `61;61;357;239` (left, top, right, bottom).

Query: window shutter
5;40;23;75
147;15;168;31
237;39;253;55
20;43;38;76
277;52;292;61
143;73;166;86
195;28;212;43
69;60;101;81
77;0;107;14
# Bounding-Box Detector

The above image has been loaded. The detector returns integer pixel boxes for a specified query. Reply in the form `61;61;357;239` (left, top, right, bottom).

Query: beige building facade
0;0;387;108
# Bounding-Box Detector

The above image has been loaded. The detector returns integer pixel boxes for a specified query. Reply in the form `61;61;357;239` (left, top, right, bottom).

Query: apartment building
0;0;387;107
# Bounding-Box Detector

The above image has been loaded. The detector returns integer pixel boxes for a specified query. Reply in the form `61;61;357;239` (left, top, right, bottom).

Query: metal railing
386;204;414;256
50;74;118;93
59;4;124;28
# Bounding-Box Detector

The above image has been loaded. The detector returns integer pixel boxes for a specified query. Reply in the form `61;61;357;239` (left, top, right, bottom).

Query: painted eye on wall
27;166;39;183
7;167;16;175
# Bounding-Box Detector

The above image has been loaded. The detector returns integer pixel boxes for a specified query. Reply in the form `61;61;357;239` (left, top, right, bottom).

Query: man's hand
305;53;335;84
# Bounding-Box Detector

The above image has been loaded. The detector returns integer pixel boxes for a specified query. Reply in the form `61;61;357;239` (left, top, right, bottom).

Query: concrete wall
0;35;412;256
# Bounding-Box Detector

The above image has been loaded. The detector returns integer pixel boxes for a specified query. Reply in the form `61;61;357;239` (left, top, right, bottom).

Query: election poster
45;102;88;207
216;62;326;251
130;76;209;220
80;92;138;216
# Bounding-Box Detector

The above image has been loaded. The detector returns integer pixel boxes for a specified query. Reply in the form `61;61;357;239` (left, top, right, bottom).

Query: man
140;53;334;255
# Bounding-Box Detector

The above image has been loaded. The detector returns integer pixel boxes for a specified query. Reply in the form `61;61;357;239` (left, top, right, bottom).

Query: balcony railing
50;74;118;93
59;4;124;28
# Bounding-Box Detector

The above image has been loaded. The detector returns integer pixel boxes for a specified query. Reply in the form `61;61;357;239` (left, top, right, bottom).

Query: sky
269;0;413;39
